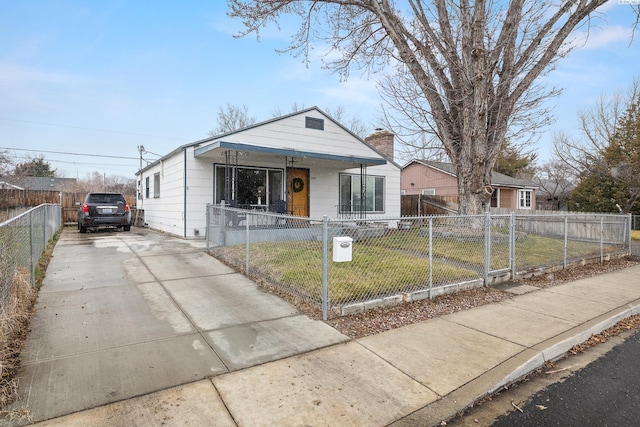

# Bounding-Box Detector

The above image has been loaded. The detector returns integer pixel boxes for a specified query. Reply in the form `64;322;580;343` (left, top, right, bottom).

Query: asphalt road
492;329;640;426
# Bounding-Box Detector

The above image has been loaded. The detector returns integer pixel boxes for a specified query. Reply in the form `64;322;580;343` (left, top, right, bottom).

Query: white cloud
571;25;633;50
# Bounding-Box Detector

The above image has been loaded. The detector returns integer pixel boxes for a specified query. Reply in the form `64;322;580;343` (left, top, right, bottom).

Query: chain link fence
0;204;62;311
206;205;631;319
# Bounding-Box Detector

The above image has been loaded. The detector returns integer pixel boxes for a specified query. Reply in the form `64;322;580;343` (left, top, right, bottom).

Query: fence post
484;212;491;286
220;202;226;247
40;207;45;250
563;215;568;269
428;217;433;299
205;204;210;251
245;214;250;274
628;213;632;256
600;216;604;263
510;213;516;279
321;215;329;321
29;210;35;287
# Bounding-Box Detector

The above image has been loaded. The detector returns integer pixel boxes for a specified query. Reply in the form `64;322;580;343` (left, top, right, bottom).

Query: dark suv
78;192;131;233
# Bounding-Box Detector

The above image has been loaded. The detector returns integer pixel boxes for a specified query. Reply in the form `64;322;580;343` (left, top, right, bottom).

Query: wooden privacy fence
0;189;135;224
401;194;459;216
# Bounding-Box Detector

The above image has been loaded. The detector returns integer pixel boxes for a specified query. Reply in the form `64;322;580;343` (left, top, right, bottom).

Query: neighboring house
535;178;574;211
137;107;401;238
401;160;537;211
0;176;76;191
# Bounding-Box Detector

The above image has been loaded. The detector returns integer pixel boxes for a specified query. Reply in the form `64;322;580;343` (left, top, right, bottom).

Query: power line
0;146;139;160
0;116;186;141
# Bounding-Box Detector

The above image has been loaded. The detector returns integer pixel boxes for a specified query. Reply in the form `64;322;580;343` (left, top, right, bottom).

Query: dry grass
0;230;57;420
0;268;37;417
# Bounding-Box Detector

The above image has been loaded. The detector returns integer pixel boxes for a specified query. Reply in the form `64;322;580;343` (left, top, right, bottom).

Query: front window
340;174;384;213
154;173;160;198
519;189;532;209
215;165;283;207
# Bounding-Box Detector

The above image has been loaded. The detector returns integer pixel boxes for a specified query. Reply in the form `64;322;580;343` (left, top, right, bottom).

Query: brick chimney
364;129;394;161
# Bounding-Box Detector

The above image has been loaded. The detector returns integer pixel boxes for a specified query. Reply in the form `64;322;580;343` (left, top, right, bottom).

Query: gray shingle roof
407;160;537;189
0;176;76;191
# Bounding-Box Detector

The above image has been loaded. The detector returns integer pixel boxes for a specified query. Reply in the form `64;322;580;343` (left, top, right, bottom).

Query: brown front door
287;168;309;217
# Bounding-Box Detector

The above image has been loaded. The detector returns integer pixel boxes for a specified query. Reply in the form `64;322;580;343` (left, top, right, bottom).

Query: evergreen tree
494;142;537;179
13;155;56;177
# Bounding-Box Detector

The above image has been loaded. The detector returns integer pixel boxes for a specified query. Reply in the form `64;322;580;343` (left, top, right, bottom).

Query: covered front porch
194;140;388;220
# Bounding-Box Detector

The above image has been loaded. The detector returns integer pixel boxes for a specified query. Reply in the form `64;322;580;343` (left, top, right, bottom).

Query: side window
145;177;150;199
519;190;531;209
154;173;160;198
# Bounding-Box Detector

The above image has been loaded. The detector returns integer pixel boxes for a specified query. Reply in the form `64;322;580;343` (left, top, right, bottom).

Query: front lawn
212;228;618;305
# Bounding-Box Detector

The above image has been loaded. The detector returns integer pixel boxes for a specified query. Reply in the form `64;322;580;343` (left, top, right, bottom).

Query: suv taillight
124;204;130;212
82;203;89;213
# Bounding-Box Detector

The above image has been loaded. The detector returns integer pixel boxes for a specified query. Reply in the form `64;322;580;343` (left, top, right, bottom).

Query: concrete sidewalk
5;228;640;426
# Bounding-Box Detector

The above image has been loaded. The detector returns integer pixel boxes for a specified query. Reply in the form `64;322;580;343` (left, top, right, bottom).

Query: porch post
360;164;367;219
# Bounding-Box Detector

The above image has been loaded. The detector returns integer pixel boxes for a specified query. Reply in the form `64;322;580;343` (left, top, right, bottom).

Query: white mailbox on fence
333;236;353;262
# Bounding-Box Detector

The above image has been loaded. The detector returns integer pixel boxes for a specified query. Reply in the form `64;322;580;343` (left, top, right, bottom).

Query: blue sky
0;1;637;180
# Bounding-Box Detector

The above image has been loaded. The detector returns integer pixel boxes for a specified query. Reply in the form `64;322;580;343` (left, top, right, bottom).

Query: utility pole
138;145;145;209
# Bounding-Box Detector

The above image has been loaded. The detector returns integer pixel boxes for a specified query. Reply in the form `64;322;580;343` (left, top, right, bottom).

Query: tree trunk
456;159;493;215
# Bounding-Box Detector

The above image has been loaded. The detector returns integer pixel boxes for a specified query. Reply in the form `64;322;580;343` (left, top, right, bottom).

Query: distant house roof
535;178;575;198
405;160;537;189
0;176;76;191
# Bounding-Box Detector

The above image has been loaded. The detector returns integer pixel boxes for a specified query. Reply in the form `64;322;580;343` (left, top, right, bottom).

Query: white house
136;107;401;238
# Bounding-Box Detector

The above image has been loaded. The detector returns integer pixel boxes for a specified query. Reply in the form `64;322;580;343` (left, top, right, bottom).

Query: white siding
185;148;214;238
139;108;401;238
210;111;383;160
139;151;186;236
308;168;340;218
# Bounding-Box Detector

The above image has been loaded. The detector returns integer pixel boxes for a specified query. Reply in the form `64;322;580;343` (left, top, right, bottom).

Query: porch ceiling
194;141;386;168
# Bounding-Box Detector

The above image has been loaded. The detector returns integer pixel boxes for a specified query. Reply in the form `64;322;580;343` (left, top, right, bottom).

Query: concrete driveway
10;227;348;423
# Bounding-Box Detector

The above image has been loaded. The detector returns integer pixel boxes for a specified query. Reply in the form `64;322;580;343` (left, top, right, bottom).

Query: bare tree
209;104;257;136
553;79;640;213
0;150;12;176
269;102;308;118
229;0;639;214
324;105;370;138
271;103;370;137
64;172;136;195
553;79;640;179
533;160;575;211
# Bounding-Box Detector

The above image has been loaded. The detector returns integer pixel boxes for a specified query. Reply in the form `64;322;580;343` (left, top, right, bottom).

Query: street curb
388;301;640;427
